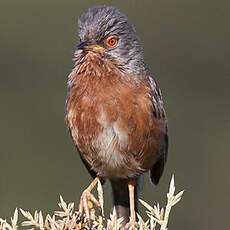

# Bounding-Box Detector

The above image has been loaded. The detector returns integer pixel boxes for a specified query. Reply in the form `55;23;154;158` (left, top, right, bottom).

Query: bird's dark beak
77;41;105;53
77;41;88;50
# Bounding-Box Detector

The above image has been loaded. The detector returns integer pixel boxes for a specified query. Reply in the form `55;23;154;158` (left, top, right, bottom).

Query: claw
78;177;101;219
79;190;100;218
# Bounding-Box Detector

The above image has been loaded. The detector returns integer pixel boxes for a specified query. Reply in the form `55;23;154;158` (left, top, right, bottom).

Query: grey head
77;5;147;75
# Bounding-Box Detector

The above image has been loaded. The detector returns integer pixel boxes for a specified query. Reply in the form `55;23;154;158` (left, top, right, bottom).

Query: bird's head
75;5;146;75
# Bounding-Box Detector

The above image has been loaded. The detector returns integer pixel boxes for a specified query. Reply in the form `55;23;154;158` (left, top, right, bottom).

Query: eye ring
105;35;119;48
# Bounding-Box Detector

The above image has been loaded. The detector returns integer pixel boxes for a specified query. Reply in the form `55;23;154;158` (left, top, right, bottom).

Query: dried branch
0;175;183;230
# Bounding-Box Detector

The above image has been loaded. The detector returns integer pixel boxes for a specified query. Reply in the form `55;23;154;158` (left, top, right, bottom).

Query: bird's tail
110;179;139;225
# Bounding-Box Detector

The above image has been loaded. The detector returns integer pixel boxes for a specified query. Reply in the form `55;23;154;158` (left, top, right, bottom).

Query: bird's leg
79;177;101;219
128;179;136;229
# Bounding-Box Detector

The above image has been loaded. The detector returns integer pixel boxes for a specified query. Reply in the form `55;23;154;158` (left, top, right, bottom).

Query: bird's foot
79;189;100;219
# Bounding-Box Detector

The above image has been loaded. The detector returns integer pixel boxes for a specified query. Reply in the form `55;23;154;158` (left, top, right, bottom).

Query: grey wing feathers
150;132;168;185
148;76;167;120
148;75;168;185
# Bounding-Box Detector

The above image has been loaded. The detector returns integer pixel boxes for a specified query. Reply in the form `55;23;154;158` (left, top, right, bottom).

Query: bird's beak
87;44;105;52
77;41;105;53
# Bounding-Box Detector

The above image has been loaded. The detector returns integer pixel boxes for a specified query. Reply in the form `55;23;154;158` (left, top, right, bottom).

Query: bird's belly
89;124;142;179
66;75;163;179
67;100;161;179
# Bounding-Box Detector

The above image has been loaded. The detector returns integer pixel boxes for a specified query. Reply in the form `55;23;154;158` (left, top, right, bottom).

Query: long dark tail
110;178;139;224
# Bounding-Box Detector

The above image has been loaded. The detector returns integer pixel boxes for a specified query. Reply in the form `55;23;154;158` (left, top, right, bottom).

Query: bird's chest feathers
67;69;135;147
66;60;156;177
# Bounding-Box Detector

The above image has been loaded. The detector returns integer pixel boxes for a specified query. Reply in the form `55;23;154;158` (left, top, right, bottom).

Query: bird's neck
73;50;147;79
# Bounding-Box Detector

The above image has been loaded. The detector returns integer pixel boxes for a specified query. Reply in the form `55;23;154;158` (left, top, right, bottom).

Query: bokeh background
0;0;229;229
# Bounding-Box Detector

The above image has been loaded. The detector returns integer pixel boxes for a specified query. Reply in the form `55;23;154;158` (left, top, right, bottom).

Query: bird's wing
148;75;168;185
148;75;167;120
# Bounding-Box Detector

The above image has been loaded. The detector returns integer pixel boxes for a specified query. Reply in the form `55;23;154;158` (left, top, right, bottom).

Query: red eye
105;35;118;48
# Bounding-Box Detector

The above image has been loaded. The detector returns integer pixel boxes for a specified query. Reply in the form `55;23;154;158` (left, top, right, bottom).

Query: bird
65;5;168;228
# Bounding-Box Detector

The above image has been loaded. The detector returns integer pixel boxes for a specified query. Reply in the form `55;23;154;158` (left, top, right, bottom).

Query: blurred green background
0;0;229;229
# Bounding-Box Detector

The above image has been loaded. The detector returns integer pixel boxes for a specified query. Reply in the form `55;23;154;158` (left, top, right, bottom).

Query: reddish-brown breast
66;52;166;179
